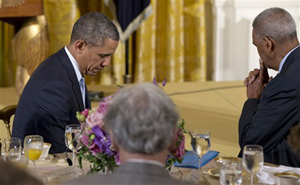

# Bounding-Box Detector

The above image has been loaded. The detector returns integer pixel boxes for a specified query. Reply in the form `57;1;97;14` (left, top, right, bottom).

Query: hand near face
245;59;270;99
244;59;270;87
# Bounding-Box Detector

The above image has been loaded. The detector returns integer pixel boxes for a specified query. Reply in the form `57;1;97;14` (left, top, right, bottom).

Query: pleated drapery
0;0;207;87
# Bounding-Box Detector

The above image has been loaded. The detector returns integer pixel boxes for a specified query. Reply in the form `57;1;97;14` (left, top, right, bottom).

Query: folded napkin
174;150;219;169
257;165;300;184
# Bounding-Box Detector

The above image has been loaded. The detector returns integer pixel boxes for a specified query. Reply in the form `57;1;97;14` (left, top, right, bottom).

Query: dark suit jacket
12;48;91;153
239;46;300;167
63;162;193;185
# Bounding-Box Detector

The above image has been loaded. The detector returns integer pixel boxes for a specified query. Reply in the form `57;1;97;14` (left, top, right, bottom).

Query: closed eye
99;54;111;58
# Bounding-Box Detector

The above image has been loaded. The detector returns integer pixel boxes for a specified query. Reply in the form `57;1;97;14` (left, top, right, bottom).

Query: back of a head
252;7;297;43
70;12;119;47
0;160;43;185
104;82;179;155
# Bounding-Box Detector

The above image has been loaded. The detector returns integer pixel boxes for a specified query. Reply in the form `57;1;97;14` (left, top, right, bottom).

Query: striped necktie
79;77;86;108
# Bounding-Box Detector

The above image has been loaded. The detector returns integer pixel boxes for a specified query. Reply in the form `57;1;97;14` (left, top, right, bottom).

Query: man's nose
102;56;111;67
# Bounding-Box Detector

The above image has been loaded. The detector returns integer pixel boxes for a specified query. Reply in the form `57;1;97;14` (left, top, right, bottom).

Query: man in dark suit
239;7;300;167
64;83;192;185
12;12;119;153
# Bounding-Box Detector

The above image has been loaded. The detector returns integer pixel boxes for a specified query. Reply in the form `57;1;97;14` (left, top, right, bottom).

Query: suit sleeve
239;76;298;155
31;81;73;153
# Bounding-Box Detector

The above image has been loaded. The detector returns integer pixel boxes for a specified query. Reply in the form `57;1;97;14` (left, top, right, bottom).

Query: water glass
65;124;82;167
242;145;264;185
190;129;211;174
220;161;243;185
1;137;22;162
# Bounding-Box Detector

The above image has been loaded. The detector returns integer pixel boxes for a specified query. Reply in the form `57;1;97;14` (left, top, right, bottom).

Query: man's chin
86;72;98;76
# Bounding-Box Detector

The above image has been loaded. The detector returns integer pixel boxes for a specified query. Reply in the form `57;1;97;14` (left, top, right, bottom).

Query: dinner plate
208;168;220;178
207;168;246;178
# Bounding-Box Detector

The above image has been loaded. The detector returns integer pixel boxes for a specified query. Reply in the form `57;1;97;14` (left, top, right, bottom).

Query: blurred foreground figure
0;159;42;185
64;83;192;185
239;7;300;167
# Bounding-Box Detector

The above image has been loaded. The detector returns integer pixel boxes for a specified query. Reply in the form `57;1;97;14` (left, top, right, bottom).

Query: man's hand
244;68;260;87
245;59;270;99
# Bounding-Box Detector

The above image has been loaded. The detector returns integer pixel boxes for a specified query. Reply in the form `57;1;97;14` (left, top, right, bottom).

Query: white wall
212;0;300;81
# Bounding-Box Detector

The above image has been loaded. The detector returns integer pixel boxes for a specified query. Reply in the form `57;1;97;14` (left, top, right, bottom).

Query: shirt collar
278;45;300;73
127;158;164;167
64;46;83;82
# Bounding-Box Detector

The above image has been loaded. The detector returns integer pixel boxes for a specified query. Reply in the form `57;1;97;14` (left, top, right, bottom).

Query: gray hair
70;12;119;47
104;82;179;155
253;7;297;43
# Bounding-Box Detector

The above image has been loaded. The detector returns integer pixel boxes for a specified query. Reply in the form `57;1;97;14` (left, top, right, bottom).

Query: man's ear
109;130;119;152
74;40;86;54
263;37;275;54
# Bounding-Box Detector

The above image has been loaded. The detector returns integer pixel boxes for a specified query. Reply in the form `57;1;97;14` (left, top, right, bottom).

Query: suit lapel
85;84;91;109
56;48;85;111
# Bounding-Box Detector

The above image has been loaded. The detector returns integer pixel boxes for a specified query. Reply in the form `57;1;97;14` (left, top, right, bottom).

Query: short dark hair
70;12;119;47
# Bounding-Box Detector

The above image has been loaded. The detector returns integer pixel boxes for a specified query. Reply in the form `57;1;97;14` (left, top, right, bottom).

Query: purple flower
152;77;157;85
162;78;167;87
92;126;115;156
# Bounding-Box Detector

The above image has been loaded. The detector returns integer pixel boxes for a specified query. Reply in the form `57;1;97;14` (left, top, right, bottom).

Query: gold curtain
0;0;207;87
134;0;206;83
0;22;15;87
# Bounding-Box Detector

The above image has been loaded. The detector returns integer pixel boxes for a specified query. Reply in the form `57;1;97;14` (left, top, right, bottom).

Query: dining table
23;153;282;185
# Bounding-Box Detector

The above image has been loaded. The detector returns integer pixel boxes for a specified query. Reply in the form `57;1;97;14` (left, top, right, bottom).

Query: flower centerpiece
76;80;186;174
76;93;119;174
166;119;186;170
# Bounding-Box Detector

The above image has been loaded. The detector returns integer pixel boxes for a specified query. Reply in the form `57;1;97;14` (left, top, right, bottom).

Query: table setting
1;81;299;184
1;130;300;185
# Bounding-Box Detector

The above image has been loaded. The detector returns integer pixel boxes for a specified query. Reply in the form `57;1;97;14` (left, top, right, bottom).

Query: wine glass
24;135;44;171
65;124;82;167
242;145;264;185
1;137;22;162
190;129;211;174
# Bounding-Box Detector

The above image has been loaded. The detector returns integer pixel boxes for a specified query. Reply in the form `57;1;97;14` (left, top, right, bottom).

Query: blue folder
174;150;219;168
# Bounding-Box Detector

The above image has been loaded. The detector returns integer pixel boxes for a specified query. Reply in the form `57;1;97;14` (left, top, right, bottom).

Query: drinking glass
190;129;211;174
24;135;44;171
220;161;243;185
65;124;82;167
242;145;264;185
1;137;22;162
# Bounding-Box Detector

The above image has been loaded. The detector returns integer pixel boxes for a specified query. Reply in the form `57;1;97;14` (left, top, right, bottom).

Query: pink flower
81;130;93;147
115;153;121;165
81;109;90;117
86;111;104;128
98;102;109;114
175;134;185;158
89;142;102;156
